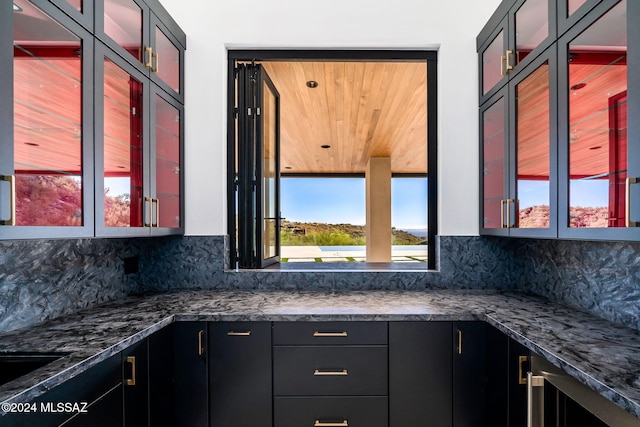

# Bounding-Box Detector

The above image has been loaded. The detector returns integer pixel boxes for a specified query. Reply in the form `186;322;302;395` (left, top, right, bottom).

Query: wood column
366;157;391;262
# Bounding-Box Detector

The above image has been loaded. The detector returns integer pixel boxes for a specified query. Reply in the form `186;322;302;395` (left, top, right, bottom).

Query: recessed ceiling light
306;80;318;89
13;3;23;12
320;144;331;149
570;83;587;91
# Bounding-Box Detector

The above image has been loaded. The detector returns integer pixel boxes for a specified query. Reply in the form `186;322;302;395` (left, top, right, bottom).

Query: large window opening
228;51;437;269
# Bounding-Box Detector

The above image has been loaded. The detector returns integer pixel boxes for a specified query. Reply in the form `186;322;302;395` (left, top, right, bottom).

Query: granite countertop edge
0;289;639;420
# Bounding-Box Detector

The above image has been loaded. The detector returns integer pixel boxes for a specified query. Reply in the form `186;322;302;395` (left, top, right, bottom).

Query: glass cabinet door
1;0;93;237
149;14;183;102
151;89;182;232
511;56;555;235
513;0;549;66
481;91;509;233
102;0;146;64
96;45;150;236
480;18;509;103
560;0;628;236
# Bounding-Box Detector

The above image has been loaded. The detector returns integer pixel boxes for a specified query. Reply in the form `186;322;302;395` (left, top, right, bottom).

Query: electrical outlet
123;256;139;275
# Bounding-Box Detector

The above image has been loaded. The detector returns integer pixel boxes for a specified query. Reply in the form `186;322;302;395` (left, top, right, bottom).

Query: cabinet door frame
149;12;185;104
94;41;152;237
94;0;152;76
479;16;510;105
48;0;94;32
507;0;558;76
149;85;185;235
557;0;602;36
479;87;510;236
0;0;95;239
557;0;638;240
507;46;558;238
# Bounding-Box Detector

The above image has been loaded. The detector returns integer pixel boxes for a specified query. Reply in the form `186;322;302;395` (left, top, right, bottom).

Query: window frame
227;50;438;270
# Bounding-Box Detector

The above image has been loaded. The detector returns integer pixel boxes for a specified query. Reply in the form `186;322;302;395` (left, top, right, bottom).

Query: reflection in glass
63;0;82;11
516;62;550;228
13;1;83;226
568;1;627;228
155;95;181;228
483;30;504;95
103;59;144;227
155;27;180;93
568;0;588;16
483;98;506;229
263;81;278;259
104;0;143;62
515;0;548;65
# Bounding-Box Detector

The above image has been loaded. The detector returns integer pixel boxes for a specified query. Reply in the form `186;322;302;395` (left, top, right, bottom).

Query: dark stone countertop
0;290;639;420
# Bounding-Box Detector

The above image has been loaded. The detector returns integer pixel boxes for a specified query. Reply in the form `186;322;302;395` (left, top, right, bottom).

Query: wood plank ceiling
261;61;428;175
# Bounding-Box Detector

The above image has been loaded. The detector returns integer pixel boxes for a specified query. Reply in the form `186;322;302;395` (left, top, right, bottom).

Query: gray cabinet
209;322;272;427
173;322;208;427
479;0;640;241
1;353;123;427
389;322;452;427
0;0;184;240
273;321;389;427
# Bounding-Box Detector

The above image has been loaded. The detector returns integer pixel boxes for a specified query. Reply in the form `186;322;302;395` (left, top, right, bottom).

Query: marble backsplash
1;235;639;333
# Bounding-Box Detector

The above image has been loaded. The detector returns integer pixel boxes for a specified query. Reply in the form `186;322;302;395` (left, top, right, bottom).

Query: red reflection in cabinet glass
103;59;144;227
155;95;180;228
13;1;83;226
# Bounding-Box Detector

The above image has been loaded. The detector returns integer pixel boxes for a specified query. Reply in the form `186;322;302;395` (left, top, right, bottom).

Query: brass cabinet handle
501;199;507;228
126;356;136;386
457;329;462;355
0;175;16;226
314;421;348;427
144;47;153;67
313;331;348;337
227;331;251;336
314;369;348;376
505;49;514;71
626;177;639;227
144;196;153;227
151;51;159;73
500;54;507;77
152;198;159;227
518;355;529;385
198;329;205;356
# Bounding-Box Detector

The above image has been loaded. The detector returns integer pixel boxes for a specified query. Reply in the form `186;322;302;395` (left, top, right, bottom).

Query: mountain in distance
281;220;425;245
400;228;428;240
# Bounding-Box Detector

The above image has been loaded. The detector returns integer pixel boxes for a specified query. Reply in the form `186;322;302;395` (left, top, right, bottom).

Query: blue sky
518;179;609;208
281;177;427;229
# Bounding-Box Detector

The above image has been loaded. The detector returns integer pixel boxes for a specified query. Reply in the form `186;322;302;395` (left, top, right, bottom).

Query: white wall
158;0;503;236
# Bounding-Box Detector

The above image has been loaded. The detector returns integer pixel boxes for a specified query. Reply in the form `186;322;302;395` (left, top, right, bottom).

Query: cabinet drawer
273;322;388;346
274;396;388;427
274;346;388;396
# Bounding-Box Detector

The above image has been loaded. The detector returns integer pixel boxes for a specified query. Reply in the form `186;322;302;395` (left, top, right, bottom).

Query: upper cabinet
479;0;556;104
558;0;635;239
0;0;95;239
0;0;185;239
479;0;639;241
96;0;185;102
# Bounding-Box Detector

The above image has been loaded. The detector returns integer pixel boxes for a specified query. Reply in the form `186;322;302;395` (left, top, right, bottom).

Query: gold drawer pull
126;356;136;386
314;420;348;427
313;331;348;337
314;369;348;376
198;329;205;356
518;355;529;385
0;175;15;226
227;331;251;336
